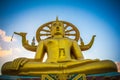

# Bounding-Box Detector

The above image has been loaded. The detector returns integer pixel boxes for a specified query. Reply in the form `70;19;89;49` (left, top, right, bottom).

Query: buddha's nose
56;26;59;31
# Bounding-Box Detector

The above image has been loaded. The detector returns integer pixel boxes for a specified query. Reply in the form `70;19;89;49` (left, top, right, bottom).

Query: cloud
0;29;12;42
0;47;12;57
0;29;18;57
0;46;22;57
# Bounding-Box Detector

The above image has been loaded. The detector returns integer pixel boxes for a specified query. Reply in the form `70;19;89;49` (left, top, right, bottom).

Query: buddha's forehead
52;21;63;25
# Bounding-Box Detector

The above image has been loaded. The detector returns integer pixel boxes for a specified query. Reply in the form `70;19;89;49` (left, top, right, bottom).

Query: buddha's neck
53;35;63;39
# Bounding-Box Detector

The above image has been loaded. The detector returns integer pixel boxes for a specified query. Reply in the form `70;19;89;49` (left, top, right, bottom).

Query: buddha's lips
54;32;62;35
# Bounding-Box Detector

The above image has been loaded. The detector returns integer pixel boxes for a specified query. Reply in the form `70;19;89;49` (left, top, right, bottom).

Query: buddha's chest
44;38;72;62
45;38;72;48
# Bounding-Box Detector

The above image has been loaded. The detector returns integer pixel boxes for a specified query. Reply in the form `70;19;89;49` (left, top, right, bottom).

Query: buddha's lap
20;59;116;70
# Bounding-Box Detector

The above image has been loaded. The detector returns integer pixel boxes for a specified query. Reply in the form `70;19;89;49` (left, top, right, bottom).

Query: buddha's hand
11;57;29;70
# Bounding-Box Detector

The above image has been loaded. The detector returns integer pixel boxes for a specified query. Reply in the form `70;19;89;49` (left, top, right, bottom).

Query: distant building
116;62;120;72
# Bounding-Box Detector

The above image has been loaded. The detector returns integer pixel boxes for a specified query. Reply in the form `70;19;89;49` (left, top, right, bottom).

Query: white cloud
0;29;18;57
0;46;12;57
0;29;15;42
0;46;22;57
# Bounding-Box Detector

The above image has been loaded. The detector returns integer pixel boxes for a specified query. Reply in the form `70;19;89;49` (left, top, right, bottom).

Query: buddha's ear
50;30;54;37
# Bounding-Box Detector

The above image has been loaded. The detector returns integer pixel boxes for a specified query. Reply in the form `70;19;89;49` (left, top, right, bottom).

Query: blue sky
0;0;120;69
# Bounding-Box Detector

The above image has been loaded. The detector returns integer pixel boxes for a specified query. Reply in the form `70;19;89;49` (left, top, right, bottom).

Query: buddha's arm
35;40;45;61
72;40;84;60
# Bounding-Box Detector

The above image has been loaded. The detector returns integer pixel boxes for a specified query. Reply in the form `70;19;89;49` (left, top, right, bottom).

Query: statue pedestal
0;72;120;80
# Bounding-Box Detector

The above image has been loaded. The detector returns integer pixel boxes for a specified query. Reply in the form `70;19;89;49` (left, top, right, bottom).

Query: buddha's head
51;17;65;37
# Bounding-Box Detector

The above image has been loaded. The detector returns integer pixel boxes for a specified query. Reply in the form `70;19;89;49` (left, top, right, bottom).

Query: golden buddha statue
1;17;117;76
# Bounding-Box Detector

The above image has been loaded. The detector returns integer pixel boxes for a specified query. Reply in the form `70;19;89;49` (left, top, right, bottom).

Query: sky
0;0;120;73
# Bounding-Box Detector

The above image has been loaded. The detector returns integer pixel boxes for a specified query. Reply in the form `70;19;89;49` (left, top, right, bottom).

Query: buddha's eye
53;23;57;26
59;23;61;26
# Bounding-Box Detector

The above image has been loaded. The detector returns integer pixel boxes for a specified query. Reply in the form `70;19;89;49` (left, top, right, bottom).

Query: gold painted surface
1;17;117;76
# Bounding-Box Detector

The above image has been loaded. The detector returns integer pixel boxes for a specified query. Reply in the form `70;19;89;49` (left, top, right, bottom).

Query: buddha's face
51;21;65;36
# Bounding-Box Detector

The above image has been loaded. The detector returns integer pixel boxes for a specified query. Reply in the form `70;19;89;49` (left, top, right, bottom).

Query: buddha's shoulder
42;37;76;42
64;37;75;42
43;38;56;43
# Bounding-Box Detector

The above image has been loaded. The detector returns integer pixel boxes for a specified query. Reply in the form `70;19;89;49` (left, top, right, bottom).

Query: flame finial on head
56;16;59;22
